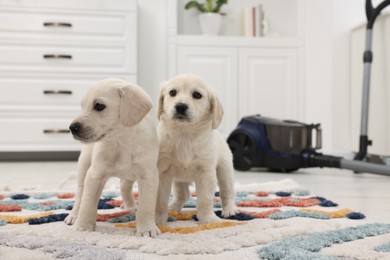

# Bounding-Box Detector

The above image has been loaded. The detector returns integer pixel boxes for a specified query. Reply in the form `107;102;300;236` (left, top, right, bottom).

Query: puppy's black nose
175;103;188;114
69;122;81;134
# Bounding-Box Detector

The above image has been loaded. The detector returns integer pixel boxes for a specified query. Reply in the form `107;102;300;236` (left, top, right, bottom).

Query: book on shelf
241;4;266;37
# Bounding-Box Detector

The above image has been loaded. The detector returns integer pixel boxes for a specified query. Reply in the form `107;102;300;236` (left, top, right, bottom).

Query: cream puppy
155;74;237;225
65;78;161;237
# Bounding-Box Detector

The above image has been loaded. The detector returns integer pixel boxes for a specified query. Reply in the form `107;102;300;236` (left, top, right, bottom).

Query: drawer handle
43;54;72;60
44;129;71;134
43;22;72;28
44;90;72;95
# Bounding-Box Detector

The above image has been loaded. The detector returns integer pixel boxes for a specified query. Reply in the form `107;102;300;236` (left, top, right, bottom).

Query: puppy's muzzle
69;121;105;143
69;122;81;136
174;103;190;121
175;103;188;115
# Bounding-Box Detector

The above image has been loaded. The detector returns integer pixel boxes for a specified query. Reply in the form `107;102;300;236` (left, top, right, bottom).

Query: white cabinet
0;0;137;157
238;47;301;120
176;46;238;134
171;36;304;135
169;0;305;135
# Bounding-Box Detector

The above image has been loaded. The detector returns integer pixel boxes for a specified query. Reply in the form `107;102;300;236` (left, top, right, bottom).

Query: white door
238;47;300;121
176;46;238;135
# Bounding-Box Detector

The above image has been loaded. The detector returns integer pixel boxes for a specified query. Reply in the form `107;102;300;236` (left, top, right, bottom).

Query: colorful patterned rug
0;179;389;260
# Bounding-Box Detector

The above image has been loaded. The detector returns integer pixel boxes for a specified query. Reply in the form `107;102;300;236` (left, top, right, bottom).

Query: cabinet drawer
0;0;136;11
0;79;91;106
0;11;134;40
0;118;78;151
0;76;137;107
0;44;135;73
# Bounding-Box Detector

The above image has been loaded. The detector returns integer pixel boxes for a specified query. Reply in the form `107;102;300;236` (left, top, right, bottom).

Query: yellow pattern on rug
115;221;245;234
0;211;54;224
168;210;198;220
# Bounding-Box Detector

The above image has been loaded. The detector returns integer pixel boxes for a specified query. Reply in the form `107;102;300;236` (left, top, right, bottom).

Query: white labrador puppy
65;78;161;237
155;74;237;225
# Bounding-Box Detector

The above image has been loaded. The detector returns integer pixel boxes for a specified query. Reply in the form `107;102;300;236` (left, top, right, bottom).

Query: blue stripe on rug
375;242;390;252
268;210;330;220
0;200;73;211
258;223;390;260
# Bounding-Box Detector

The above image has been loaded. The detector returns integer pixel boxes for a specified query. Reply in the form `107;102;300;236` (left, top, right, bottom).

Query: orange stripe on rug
237;197;321;208
115;221;245;234
57;193;74;199
168;210;197;220
106;200;123;207
0;204;22;212
254;191;269;197
240;209;282;218
96;211;130;222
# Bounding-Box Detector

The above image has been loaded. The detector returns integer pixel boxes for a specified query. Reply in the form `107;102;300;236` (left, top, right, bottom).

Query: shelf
172;35;304;48
173;0;304;39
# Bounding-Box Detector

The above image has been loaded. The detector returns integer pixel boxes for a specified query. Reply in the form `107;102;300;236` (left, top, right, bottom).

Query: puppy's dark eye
94;103;106;111
169;89;177;97
192;91;202;99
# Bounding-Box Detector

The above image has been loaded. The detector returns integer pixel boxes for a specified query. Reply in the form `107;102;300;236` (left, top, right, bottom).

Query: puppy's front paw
136;223;161;238
72;222;95;232
64;215;77;225
168;200;184;212
121;205;137;215
198;214;221;224
221;206;239;218
155;212;168;225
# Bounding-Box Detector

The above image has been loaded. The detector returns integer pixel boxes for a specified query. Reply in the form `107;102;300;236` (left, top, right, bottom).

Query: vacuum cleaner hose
309;154;342;168
309;153;390;176
340;158;390;176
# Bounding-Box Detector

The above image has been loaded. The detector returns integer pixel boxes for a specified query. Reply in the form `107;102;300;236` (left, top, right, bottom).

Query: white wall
137;0;371;153
331;0;366;154
304;0;333;152
137;0;169;119
303;0;373;154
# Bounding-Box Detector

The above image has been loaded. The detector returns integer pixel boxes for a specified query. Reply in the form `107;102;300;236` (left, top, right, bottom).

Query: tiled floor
0;161;389;223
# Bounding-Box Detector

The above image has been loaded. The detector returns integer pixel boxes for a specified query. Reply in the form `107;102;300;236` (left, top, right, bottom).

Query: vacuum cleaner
227;0;390;176
227;115;389;175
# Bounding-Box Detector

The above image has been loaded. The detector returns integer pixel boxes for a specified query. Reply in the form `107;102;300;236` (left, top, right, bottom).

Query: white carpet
1;179;389;260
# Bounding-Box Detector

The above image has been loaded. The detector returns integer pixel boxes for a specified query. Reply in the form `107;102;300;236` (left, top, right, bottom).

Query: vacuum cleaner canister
228;115;390;176
227;115;321;172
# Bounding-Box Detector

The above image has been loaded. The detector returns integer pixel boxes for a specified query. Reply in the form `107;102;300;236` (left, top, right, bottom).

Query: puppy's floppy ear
118;84;152;127
209;91;224;129
157;81;167;121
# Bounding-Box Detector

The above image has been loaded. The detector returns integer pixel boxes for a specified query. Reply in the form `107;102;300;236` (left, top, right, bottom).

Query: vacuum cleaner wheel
227;132;256;171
